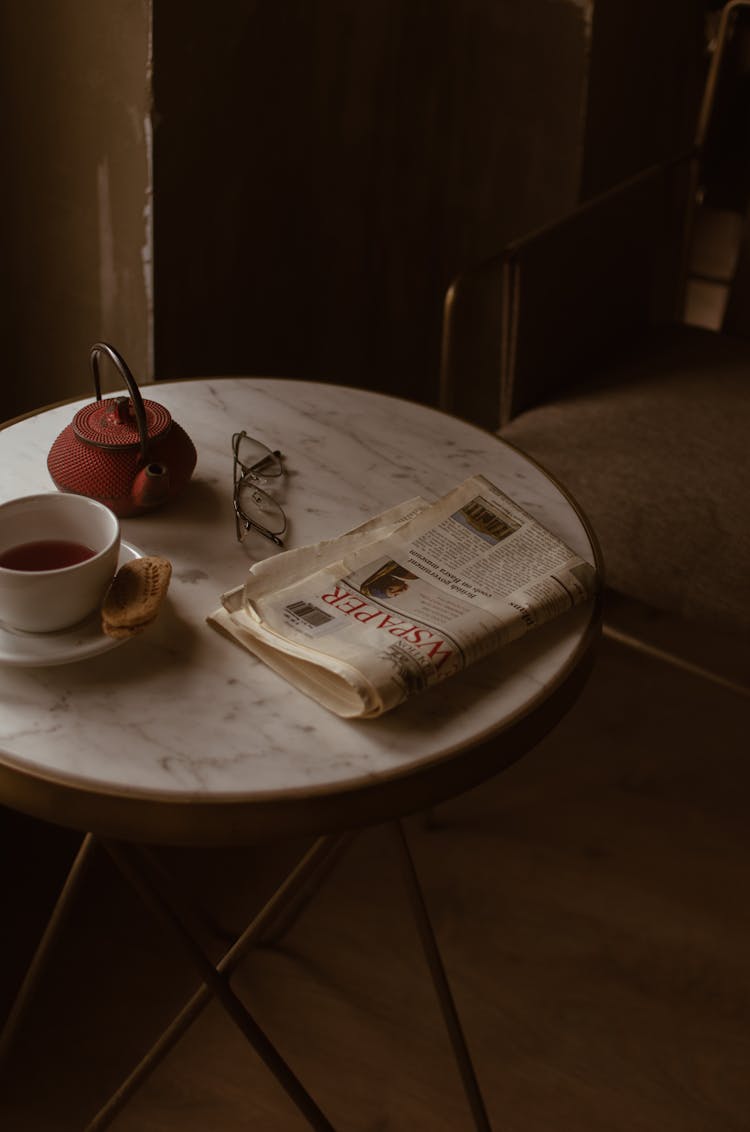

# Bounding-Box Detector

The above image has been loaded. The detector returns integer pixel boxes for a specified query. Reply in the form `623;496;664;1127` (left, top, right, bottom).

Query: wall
580;0;705;198
151;0;591;405
0;0;152;421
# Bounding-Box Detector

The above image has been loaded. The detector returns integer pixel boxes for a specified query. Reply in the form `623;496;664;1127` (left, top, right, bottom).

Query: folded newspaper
208;475;598;719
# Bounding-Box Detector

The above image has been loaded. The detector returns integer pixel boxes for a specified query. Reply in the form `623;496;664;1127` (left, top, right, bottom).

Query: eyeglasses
232;431;287;546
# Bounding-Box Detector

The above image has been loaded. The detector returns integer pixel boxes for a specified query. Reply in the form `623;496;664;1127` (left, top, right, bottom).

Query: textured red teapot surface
47;396;197;517
73;397;172;447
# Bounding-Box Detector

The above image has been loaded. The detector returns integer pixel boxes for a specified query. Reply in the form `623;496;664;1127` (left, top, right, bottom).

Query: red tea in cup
0;539;96;572
0;494;120;632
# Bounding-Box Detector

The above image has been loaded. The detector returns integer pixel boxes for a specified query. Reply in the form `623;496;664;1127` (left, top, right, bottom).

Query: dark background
1;0;704;419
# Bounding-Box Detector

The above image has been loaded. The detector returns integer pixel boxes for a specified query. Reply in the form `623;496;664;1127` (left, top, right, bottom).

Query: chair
440;6;750;695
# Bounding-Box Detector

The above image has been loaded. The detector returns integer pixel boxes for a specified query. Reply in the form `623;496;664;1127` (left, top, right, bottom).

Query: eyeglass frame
232;431;287;546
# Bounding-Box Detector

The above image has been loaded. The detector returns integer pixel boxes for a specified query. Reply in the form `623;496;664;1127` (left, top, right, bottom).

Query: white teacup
0;493;120;633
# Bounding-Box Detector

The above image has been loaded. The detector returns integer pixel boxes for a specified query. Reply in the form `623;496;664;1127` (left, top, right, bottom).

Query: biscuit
101;621;151;640
101;556;172;637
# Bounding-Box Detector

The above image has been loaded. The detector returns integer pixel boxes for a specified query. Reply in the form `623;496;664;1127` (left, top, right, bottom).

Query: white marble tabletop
0;378;600;843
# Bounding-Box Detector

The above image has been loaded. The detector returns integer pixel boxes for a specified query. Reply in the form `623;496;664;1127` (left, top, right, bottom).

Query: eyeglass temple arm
248;450;282;474
233;498;285;548
244;517;284;547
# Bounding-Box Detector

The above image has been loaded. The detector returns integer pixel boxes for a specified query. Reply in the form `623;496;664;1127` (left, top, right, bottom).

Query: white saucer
0;540;145;667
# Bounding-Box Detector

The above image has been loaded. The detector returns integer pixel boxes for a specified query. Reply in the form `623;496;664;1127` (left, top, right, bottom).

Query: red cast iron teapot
47;343;197;517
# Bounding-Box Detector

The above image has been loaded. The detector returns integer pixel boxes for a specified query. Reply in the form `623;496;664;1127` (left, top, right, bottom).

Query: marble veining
0;379;598;803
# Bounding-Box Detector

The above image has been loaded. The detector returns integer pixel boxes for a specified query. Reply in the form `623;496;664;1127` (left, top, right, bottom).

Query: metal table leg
99;837;338;1132
0;832;96;1066
390;820;493;1132
5;823;493;1131
86;833;348;1131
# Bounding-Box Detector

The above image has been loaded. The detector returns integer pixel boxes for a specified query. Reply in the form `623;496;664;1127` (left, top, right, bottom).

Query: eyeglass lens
236;478;286;536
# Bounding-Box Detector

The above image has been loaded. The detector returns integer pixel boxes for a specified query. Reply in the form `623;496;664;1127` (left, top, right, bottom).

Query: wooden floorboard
1;632;749;1131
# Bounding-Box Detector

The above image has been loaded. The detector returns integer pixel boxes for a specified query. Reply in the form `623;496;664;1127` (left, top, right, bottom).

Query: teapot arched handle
90;342;150;465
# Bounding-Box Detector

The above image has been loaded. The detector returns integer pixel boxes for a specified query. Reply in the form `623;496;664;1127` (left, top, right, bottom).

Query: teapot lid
73;396;172;451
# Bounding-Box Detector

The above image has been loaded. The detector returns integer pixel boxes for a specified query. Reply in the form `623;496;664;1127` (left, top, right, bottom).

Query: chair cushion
500;325;750;632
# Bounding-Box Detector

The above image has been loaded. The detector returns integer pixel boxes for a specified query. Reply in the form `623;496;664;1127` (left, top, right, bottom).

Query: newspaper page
208;475;598;718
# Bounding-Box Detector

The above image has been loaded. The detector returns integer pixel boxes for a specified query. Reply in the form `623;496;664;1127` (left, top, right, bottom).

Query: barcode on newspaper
285;600;334;628
462;499;513;540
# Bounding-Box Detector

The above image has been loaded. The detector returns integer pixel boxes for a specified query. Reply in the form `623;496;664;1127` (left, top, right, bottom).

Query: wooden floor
1;622;749;1131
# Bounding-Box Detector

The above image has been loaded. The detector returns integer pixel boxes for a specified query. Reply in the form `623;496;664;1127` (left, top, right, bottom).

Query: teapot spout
132;462;170;510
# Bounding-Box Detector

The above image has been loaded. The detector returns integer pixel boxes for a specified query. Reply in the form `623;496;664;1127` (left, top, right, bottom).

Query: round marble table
0;377;601;847
0;378;602;1131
